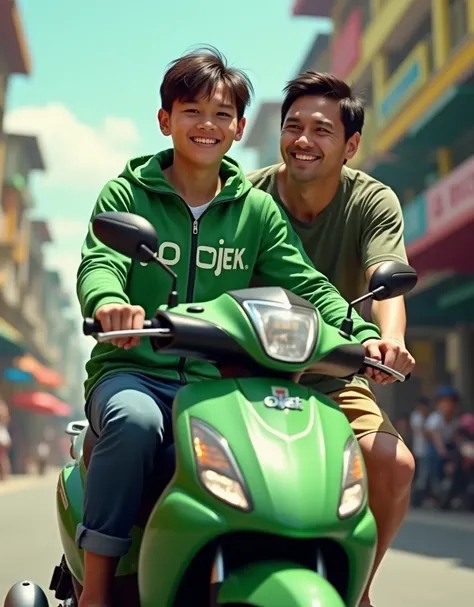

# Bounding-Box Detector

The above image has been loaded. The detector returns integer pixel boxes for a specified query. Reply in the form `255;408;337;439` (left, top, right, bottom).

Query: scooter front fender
218;560;345;606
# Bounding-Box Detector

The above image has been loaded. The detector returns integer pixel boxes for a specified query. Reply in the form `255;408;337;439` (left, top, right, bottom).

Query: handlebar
83;317;163;337
82;319;410;382
363;357;410;383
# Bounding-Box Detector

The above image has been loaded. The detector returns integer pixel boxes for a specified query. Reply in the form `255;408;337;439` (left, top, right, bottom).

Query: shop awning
0;317;26;357
406;273;474;327
11;391;72;417
406;85;474;149
405;153;474;275
14;354;63;387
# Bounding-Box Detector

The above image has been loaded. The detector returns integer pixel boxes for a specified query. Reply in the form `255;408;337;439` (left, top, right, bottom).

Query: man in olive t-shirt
247;72;415;607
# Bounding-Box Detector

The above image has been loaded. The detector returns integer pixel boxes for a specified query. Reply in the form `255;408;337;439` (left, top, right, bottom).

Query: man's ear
345;132;360;161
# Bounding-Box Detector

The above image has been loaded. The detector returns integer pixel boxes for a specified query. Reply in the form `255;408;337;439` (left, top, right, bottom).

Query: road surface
1;473;474;605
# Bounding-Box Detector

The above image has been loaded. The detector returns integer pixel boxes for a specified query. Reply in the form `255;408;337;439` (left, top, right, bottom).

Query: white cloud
48;217;89;242
4;103;141;191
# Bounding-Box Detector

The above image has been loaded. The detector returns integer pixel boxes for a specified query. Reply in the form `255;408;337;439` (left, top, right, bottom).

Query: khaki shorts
328;384;401;441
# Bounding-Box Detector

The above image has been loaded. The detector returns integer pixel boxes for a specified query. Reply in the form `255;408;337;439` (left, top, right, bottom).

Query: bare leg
78;551;119;607
358;433;415;605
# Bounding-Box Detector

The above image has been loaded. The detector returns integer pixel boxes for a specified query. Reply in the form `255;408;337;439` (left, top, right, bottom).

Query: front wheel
217;561;345;607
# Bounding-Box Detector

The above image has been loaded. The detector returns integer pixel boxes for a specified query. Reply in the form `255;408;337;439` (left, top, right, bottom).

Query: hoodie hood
119;148;253;202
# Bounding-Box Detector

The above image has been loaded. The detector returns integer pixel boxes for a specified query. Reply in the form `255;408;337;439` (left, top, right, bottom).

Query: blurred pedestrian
0;400;12;481
37;439;51;475
409;396;430;504
425;386;460;493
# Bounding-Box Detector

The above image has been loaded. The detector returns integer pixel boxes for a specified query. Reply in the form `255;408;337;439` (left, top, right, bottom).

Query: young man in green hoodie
76;48;384;607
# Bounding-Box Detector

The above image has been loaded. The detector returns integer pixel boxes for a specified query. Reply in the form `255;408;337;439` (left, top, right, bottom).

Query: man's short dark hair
281;71;364;140
160;46;254;121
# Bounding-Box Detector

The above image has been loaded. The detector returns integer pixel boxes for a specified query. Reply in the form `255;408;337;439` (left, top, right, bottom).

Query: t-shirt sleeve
360;186;408;271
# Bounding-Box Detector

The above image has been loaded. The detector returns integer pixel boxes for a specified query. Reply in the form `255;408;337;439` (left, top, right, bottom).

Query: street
1;474;474;606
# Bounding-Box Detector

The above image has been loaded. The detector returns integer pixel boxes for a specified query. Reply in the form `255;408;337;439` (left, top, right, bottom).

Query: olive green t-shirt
247;163;408;394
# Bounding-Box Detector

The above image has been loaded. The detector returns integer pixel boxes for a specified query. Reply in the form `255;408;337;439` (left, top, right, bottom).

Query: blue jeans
75;372;181;557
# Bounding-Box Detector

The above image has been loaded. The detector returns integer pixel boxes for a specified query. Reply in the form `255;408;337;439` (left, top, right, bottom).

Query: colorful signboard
426;154;474;234
403;153;474;249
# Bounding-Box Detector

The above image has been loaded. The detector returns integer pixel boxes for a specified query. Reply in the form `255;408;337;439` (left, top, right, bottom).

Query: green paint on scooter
51;213;417;607
217;561;346;606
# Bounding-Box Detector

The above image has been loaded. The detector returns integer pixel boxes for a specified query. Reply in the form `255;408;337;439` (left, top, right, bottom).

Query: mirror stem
339;308;354;339
338;285;386;339
139;244;179;308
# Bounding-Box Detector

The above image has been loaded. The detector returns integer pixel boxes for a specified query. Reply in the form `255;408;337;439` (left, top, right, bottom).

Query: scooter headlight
338;436;367;519
191;418;252;512
243;300;317;363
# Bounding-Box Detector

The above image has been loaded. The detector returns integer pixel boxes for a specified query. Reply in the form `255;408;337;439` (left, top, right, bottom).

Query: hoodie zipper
172;201;222;384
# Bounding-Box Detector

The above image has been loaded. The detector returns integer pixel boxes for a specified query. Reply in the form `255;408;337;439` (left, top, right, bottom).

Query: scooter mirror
92;212;158;263
368;260;418;301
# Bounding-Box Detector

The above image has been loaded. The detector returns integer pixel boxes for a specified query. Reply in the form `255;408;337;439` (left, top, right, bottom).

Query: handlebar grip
82;317;156;336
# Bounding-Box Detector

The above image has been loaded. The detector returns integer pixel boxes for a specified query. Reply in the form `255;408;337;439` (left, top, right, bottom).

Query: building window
386;14;433;79
448;0;468;50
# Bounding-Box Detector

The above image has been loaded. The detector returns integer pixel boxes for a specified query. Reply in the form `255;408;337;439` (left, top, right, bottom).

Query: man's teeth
192;137;218;145
295;153;319;161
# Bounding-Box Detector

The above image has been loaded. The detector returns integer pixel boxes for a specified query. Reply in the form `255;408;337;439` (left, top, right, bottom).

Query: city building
0;0;85;472
244;102;282;167
0;0;31;188
245;0;474;412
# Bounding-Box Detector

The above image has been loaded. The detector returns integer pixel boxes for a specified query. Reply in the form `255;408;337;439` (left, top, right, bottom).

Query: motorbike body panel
217;560;346;606
138;377;377;606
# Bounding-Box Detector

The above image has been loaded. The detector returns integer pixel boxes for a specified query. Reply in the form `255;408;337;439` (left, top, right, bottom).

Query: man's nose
295;133;314;147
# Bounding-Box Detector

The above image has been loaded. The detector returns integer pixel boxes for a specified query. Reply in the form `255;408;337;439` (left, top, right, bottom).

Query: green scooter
4;211;416;607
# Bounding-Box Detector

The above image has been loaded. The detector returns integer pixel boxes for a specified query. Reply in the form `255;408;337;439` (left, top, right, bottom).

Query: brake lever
363;357;408;383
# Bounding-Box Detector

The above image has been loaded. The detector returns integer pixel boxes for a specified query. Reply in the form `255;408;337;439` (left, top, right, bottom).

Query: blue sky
5;0;330;339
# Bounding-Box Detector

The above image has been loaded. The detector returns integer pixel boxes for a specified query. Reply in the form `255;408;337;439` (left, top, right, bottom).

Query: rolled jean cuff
75;523;131;557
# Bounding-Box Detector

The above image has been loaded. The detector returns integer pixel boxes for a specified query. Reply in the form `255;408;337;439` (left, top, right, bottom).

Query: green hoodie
77;149;380;400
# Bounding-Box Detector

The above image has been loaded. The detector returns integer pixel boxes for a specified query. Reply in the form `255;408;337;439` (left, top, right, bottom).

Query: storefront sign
379;43;428;124
426;154;474;233
331;8;362;79
403;194;427;245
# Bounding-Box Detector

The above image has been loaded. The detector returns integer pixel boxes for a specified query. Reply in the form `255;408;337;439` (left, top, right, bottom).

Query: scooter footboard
217;560;346;606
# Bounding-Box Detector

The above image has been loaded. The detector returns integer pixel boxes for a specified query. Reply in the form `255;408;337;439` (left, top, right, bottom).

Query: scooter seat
82;427;174;527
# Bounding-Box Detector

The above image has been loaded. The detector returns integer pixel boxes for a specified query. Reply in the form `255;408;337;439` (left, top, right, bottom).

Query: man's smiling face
280;94;359;182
